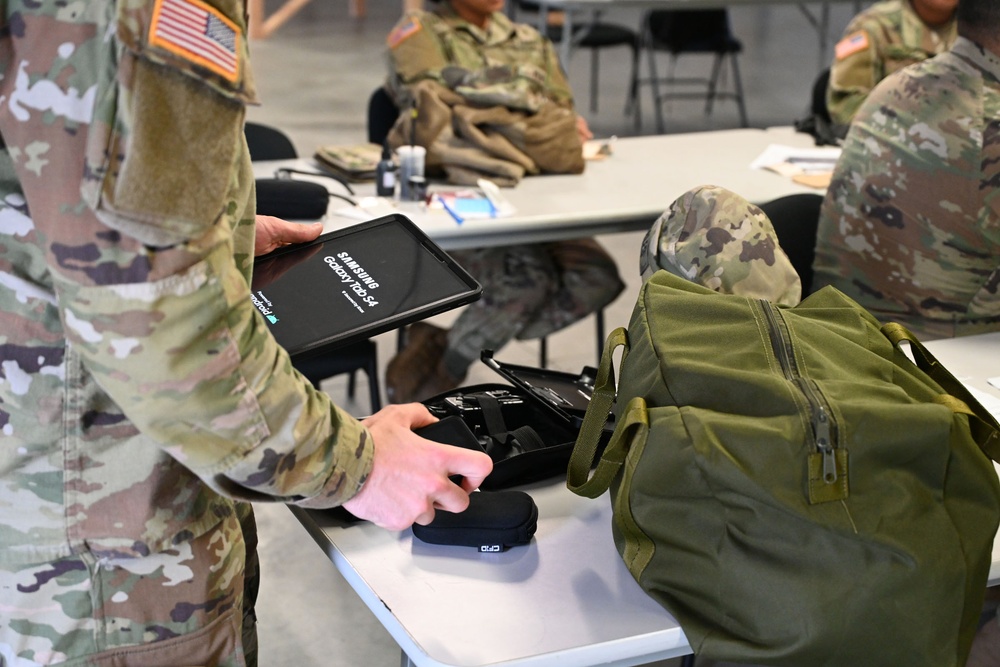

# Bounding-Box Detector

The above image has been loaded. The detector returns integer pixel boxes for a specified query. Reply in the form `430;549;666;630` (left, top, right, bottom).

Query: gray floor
245;2;863;665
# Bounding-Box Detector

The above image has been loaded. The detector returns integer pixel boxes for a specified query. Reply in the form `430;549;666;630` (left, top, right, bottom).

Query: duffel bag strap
567;327;637;498
568;397;649;498
882;322;1000;461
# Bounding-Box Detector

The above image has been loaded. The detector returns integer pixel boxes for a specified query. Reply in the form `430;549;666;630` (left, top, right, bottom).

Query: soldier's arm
827;25;882;131
388;12;451;93
541;36;575;109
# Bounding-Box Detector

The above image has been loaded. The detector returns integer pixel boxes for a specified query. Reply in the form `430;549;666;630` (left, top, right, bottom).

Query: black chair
634;9;748;133
513;1;639;114
367;87;400;145
245;121;299;161
538;309;605;369
244;121;383;412
811;67;832;127
758;193;824;296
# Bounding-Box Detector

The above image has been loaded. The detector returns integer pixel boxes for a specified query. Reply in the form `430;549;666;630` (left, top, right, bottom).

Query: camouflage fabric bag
567;270;1000;666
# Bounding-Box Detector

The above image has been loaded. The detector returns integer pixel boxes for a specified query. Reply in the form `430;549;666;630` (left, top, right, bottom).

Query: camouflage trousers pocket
80;607;245;667
0;512;248;666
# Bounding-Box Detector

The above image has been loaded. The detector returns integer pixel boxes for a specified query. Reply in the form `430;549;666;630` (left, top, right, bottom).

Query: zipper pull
815;406;836;484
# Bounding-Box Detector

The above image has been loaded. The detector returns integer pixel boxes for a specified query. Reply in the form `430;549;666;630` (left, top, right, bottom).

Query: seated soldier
815;2;1000;341
826;0;958;137
648;0;999;342
383;0;624;403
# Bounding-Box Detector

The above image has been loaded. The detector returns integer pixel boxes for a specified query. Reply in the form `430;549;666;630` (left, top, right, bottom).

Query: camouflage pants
639;185;802;306
447;239;624;367
0;511;250;666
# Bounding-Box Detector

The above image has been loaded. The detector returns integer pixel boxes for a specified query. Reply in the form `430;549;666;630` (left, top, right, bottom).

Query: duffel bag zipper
760;300;842;489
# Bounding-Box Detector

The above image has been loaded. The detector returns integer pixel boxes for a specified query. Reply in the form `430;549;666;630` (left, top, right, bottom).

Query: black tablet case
251;214;481;359
421;350;614;490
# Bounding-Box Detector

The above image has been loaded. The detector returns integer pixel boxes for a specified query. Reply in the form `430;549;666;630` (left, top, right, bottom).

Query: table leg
559;5;573;67
400;650;416;667
795;2;832;71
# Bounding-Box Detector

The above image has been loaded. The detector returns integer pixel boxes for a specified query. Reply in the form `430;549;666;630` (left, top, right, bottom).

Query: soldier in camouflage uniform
814;3;1000;342
0;1;491;664
826;0;957;136
385;0;583;135
640;1;1000;343
384;0;624;403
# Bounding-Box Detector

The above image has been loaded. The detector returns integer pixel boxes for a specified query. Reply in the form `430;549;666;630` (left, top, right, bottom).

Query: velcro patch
149;0;240;82
387;17;422;49
835;31;869;61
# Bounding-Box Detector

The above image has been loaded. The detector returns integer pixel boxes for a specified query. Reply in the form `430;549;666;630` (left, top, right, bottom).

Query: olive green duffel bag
568;270;1000;667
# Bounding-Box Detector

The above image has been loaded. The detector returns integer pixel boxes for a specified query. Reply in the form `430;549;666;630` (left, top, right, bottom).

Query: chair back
368;87;400;145
811;67;832;124
645;9;737;54
758;193;823;296
244;121;297;160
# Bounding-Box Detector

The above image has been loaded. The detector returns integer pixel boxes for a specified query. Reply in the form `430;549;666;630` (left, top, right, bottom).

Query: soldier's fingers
413;507;437;526
431;485;473;515
446;449;493;491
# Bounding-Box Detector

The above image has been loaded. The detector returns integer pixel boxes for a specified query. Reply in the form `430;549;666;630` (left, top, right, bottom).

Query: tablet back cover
251;214;481;359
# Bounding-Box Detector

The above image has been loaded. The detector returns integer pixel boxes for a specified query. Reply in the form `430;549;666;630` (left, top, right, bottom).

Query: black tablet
251;214;481;359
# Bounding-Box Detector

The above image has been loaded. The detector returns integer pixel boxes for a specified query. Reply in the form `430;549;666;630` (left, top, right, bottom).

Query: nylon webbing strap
474;393;546;453
567;327;630;497
882;322;1000;461
475;393;510;446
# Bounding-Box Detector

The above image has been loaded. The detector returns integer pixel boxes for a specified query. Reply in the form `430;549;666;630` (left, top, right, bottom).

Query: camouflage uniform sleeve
827;22;881;130
541;36;574;109
387;11;451;104
39;0;372;510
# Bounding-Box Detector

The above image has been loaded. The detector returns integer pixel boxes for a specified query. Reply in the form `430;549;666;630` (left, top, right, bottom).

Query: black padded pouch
412;490;538;552
255;178;329;219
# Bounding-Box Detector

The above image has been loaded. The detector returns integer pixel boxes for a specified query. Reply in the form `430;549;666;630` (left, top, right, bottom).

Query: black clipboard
251;214;481;359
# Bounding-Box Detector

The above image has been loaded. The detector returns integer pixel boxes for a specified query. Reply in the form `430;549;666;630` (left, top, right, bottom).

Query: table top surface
258;126;827;250
294;331;1000;667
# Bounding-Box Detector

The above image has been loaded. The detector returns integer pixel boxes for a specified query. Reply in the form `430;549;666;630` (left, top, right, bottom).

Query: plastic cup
397;145;427;201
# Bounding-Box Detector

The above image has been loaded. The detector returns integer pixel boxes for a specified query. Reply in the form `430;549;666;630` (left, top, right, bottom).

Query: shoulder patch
835;31;869;61
149;0;240;82
388;17;422;49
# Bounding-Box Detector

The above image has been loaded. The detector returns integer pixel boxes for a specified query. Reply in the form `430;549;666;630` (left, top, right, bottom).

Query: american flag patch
835;31;869;61
150;0;241;82
387;17;422;49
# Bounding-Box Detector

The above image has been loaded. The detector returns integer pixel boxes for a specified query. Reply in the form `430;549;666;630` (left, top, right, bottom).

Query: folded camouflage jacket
387;80;584;186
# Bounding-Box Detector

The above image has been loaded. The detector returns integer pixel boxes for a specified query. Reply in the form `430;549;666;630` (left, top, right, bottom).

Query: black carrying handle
567;327;650;498
882;322;1000;462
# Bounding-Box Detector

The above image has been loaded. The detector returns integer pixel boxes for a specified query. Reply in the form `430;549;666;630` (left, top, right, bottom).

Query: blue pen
437;195;464;225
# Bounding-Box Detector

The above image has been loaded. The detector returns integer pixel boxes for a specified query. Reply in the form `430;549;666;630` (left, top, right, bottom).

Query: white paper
750;143;842;171
330;196;399;222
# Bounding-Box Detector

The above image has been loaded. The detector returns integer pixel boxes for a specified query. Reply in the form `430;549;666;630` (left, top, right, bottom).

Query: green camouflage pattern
0;0;373;661
0;511;247;666
386;4;574;114
446;240;624;363
639;185;802;306
814;37;1000;341
827;0;956;132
